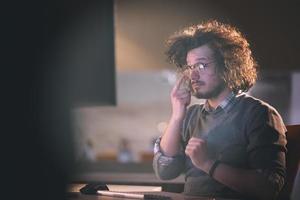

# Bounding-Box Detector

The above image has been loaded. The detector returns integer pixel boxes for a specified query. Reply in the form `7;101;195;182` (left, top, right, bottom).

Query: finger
186;144;200;151
190;136;204;140
185;148;191;156
187;142;204;149
188;140;204;145
173;74;188;92
175;89;190;97
189;137;205;143
190;137;205;142
180;78;191;92
185;147;196;156
187;140;205;148
177;98;191;106
174;88;191;97
176;93;191;100
186;140;201;148
185;146;196;152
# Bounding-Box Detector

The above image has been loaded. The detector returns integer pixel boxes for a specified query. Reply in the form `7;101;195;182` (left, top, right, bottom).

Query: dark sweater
153;93;287;199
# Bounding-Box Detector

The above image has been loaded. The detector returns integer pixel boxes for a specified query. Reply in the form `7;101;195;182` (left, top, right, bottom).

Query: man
153;20;287;200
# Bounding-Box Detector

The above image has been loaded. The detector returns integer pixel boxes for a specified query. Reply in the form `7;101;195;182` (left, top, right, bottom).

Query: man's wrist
200;159;215;174
208;160;220;177
170;115;184;124
199;159;221;177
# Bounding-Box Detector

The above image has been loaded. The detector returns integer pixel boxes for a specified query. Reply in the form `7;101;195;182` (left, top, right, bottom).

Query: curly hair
165;20;258;93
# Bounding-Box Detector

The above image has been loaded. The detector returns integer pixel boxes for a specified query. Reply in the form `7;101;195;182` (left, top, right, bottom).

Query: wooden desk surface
72;172;185;184
67;184;241;200
67;191;210;200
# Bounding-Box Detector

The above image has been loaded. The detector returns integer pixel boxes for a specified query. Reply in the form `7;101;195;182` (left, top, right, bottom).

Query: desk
73;172;185;193
67;184;241;200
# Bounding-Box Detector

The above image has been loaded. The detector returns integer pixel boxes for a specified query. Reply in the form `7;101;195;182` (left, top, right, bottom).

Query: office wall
114;0;300;72
73;1;300;163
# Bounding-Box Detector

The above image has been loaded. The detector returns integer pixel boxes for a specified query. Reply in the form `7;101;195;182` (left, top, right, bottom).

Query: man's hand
159;75;191;157
170;75;191;121
185;137;212;173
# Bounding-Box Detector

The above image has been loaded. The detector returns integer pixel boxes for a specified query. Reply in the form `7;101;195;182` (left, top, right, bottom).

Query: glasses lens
196;63;205;69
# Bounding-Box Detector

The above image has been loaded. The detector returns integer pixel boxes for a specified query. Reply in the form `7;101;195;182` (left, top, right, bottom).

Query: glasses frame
183;61;216;73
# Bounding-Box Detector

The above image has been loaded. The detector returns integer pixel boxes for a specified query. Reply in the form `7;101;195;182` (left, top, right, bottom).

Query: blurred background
71;0;300;166
4;1;299;199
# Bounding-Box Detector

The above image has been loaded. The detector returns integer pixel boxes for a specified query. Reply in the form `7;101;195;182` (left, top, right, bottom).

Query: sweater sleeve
152;105;199;180
246;103;287;195
152;136;185;180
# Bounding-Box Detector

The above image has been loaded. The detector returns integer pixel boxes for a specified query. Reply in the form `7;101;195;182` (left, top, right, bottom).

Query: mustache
191;80;205;85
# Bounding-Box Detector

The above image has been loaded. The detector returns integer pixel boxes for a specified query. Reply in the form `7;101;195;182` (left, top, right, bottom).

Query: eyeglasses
183;61;216;73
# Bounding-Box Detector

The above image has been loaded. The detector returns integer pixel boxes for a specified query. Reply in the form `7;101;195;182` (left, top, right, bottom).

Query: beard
191;81;226;99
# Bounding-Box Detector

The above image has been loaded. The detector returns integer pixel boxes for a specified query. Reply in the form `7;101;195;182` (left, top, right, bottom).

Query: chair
278;124;300;200
291;162;300;200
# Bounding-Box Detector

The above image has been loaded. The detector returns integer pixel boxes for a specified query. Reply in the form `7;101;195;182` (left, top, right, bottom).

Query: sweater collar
201;92;237;114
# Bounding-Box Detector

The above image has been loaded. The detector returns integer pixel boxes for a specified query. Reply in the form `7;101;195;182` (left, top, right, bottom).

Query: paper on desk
107;184;162;192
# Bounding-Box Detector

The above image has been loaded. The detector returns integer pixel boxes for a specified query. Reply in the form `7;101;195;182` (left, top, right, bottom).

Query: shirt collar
201;92;236;114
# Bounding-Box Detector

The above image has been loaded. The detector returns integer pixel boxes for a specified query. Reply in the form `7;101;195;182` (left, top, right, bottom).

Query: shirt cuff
153;136;184;165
